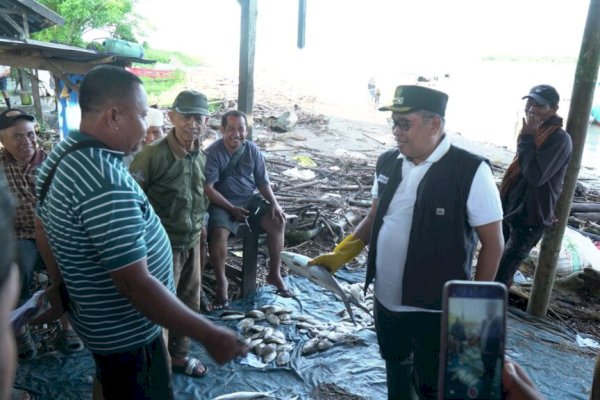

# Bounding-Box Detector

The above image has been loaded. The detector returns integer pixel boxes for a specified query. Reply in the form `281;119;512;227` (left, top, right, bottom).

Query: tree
32;0;141;47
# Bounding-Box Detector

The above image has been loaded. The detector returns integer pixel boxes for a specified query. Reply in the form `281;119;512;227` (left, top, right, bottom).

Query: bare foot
266;272;293;298
213;282;229;309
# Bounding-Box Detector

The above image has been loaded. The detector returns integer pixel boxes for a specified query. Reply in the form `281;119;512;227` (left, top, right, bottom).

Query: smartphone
438;281;507;400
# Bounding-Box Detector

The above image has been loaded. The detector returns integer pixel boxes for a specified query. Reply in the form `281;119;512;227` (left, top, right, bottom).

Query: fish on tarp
280;251;371;325
212;390;276;400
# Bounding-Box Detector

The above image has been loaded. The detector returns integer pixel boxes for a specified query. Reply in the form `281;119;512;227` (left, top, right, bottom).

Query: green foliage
143;48;202;66
32;0;138;47
140;70;185;107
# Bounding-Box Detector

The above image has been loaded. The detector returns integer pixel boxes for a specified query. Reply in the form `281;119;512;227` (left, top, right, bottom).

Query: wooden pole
30;69;43;121
238;0;257;140
527;0;600;317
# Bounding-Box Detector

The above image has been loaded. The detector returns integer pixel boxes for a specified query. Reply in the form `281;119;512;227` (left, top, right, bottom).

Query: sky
132;0;600;167
133;0;592;105
136;0;590;68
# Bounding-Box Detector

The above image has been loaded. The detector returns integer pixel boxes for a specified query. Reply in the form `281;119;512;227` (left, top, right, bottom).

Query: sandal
16;327;37;361
61;329;85;354
171;357;208;378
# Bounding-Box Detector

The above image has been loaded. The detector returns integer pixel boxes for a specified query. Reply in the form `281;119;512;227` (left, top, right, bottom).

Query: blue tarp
14;268;597;399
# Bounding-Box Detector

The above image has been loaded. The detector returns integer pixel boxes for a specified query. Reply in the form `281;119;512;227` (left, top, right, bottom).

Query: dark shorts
0;77;7;91
208;193;270;235
93;335;174;400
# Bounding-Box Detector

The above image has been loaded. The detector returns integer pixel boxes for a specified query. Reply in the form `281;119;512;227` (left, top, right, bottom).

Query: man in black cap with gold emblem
310;85;505;399
495;84;572;288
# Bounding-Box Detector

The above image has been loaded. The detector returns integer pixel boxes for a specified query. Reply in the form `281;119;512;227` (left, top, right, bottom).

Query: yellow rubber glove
308;233;365;273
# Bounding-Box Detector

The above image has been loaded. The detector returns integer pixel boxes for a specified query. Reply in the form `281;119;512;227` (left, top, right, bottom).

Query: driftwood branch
572;212;600;221
570;202;600;213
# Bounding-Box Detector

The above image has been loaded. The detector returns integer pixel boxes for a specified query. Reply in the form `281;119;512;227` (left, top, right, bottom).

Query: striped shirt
35;130;175;355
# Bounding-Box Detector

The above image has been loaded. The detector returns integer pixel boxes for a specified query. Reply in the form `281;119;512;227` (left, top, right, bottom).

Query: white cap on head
146;108;164;127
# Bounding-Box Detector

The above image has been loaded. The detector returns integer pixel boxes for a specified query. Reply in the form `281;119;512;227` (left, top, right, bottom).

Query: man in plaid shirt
0;109;83;358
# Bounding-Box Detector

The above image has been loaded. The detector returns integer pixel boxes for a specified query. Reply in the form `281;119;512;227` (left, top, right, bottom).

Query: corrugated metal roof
0;0;64;39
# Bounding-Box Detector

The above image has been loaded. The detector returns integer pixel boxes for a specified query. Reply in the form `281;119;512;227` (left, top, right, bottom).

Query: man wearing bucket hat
130;90;213;378
310;85;504;399
494;84;572;289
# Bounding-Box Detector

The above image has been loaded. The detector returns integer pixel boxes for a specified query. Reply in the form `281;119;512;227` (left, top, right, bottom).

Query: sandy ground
182;62;600;187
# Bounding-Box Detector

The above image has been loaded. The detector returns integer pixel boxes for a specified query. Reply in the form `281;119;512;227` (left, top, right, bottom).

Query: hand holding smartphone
438;281;507;400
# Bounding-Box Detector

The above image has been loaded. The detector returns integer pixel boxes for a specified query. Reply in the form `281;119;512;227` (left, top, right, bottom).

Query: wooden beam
21;11;29;38
2;54;94;75
15;0;65;26
30;69;43;121
45;61;80;93
238;0;257;140
0;13;24;38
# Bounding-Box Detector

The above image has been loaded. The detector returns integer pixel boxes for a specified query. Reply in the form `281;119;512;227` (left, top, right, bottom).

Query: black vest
364;145;486;310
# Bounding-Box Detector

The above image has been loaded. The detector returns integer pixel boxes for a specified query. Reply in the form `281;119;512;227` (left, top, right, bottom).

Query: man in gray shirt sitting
204;110;291;309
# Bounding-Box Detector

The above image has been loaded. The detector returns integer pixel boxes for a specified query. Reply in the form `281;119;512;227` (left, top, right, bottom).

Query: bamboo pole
527;0;600;316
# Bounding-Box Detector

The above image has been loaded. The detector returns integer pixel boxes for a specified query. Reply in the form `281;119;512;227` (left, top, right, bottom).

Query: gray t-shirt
205;139;269;205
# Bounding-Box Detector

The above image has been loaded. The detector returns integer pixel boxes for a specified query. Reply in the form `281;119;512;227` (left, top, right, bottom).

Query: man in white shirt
310;85;504;399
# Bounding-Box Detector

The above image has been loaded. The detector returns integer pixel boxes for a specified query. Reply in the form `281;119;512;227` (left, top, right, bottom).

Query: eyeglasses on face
387;117;413;131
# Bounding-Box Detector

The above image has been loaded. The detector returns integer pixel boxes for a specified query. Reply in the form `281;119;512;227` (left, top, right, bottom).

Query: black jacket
503;115;572;227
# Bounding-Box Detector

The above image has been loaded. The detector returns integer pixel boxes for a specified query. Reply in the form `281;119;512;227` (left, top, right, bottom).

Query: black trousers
495;221;545;288
93;334;174;400
374;299;441;400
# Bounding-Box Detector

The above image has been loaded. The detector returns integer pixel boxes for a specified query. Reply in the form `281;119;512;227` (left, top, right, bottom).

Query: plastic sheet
13;268;597;399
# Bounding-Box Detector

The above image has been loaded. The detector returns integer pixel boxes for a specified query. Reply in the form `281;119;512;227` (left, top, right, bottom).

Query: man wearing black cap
495;84;572;288
130;90;212;378
0;109;86;359
310;85;504;399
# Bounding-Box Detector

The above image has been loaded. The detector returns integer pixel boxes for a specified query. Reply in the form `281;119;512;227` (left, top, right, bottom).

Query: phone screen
440;281;507;400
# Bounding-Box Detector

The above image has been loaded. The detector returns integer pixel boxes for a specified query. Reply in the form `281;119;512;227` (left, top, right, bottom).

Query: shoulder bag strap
39;141;109;205
218;142;247;182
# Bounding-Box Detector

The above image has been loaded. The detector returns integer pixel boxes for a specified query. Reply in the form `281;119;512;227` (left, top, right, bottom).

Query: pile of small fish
336;282;375;329
449;346;484;388
221;305;295;366
220;303;369;365
295;314;367;356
